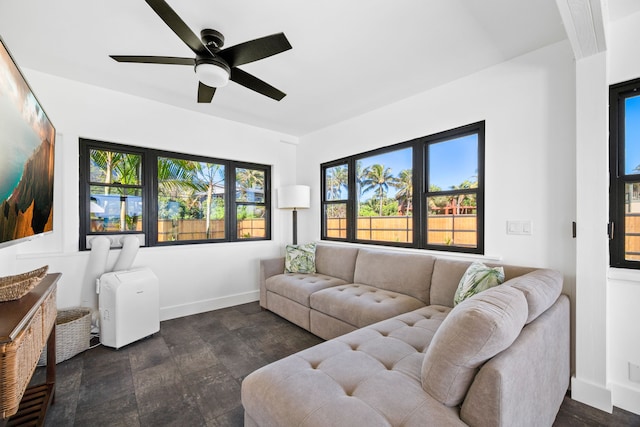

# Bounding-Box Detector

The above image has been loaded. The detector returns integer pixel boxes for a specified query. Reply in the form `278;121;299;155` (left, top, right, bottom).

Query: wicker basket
38;307;91;366
0;265;48;303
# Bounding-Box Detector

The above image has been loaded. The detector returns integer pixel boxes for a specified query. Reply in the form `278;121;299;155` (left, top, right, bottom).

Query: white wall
298;41;577;286
0;70;299;320
604;10;640;415
609;11;640;85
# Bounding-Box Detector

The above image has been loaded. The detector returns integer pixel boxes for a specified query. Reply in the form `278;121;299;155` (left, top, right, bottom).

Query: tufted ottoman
241;305;456;427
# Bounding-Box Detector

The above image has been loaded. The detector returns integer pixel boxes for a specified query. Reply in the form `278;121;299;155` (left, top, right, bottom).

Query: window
85;146;145;235
235;167;267;239
356;147;413;243
610;78;640;268
323;164;349;239
321;122;484;254
157;155;225;242
426;131;481;250
79;139;270;249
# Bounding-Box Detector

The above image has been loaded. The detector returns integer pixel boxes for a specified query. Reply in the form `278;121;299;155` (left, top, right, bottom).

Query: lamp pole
292;208;298;245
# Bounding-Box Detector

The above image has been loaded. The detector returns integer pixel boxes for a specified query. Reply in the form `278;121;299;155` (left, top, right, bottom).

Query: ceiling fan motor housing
201;29;225;50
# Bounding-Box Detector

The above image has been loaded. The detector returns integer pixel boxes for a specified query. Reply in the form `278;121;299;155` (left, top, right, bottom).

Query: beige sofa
243;244;570;426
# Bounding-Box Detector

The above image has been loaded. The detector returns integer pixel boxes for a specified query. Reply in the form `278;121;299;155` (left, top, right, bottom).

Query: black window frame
424;123;485;254
320;121;484;254
79;138;271;250
321;161;354;241
609;77;640;268
233;162;270;241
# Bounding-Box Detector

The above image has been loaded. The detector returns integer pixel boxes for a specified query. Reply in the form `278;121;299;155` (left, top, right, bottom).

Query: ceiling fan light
195;59;230;88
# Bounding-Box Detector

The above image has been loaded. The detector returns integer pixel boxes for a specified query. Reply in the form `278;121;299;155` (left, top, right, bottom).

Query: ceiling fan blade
110;55;195;65
219;33;292;68
198;82;216;103
230;68;286;101
145;0;211;57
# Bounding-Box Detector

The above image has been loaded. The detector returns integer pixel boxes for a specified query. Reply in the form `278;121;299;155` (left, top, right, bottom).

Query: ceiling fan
110;0;292;103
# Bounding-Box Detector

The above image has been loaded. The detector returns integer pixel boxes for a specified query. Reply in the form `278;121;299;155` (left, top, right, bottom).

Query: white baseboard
611;382;640;415
571;376;613;413
160;290;260;321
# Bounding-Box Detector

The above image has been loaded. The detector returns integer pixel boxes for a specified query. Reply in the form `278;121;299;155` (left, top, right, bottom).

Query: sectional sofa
242;244;570;426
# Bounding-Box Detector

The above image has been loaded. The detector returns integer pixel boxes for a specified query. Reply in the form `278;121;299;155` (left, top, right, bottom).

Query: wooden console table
0;273;60;426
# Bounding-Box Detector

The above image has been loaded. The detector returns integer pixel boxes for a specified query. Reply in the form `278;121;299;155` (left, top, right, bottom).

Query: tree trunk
205;184;213;239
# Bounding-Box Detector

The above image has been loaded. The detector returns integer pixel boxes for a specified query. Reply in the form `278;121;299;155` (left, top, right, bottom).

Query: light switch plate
506;220;532;235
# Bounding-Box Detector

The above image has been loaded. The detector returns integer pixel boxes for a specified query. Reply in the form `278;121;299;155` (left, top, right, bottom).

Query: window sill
320;240;502;262
608;267;640;284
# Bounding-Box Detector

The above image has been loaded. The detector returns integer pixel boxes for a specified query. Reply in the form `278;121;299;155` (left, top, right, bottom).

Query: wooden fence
327;214;477;247
237;218;266;239
427;215;477;247
625;213;640;261
357;216;413;243
326;217;347;239
101;213;480;247
157;218;265;241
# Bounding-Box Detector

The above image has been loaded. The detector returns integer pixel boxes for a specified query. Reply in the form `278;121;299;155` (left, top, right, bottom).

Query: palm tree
450;179;478;214
236;168;265;202
90;150;125;189
355;161;367;199
326;165;348;199
195;163;225;238
360;164;398;216
90;150;141;230
427;184;448;214
156;157;202;241
159;159;226;237
157;157;199;199
393;169;413;215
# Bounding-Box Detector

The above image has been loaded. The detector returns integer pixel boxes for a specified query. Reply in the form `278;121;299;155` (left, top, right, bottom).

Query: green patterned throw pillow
453;262;505;306
285;242;317;274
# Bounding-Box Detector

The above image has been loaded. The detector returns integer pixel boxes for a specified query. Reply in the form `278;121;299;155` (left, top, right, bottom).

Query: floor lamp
278;185;310;245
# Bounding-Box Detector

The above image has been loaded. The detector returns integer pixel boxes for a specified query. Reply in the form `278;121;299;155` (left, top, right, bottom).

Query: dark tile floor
31;302;640;427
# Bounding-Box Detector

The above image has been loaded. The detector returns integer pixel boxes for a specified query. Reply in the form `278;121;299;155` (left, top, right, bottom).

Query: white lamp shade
278;185;310;209
195;62;230;87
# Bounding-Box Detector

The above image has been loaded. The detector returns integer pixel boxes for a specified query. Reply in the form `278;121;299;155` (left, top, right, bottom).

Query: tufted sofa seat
265;273;347;330
310;284;426;331
242;306;456;426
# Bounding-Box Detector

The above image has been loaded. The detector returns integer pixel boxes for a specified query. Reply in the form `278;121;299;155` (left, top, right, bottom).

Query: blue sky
428;134;478;190
625;95;640;175
353;134;478;200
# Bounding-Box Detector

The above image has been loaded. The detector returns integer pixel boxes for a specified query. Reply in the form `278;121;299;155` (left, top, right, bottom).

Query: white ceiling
609;0;640;21
0;1;572;137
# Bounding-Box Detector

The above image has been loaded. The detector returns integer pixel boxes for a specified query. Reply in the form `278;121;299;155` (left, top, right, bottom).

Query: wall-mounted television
0;36;55;249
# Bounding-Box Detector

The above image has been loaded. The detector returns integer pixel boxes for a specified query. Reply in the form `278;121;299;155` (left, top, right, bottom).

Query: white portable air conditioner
98;267;160;349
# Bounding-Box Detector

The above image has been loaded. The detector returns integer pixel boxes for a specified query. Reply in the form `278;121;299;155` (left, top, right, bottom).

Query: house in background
0;0;638;418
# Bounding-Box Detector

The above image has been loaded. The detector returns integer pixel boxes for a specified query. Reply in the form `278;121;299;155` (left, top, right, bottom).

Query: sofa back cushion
430;259;473;307
431;259;536;307
421;285;528;407
505;269;562;324
315;244;360;283
352;250;436;303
